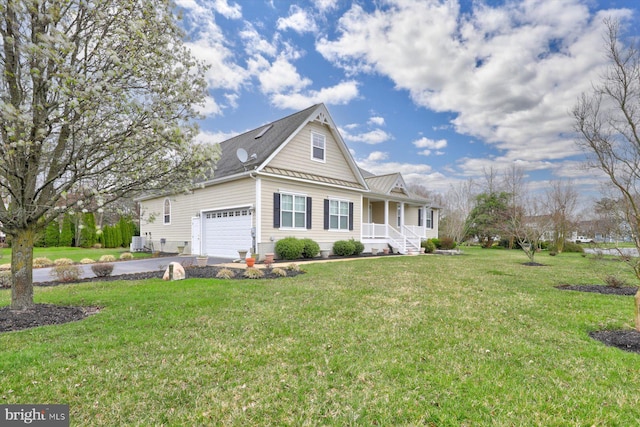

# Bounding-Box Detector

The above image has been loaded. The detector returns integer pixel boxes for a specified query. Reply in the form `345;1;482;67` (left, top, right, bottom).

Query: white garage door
203;208;252;259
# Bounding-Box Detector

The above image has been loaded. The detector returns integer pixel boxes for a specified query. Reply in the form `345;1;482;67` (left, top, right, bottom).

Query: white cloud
258;55;312;94
270;80;359;109
314;0;338;13
368;116;385;126
212;0;242;19
316;0;634;177
341;128;392;145
277;5;318;34
195;129;239;145
413;137;447;150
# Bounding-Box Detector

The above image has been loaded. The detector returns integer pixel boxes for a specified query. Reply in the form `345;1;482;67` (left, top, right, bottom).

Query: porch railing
362;223;422;254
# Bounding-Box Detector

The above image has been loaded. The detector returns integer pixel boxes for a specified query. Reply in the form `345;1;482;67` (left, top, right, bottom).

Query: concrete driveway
33;255;234;283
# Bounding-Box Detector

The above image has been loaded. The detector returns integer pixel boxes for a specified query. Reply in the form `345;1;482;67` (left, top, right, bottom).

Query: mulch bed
557;284;640;354
555;284;638;296
1;265;304;333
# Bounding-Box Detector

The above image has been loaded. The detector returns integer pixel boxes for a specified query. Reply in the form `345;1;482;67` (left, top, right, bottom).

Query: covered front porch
361;197;437;254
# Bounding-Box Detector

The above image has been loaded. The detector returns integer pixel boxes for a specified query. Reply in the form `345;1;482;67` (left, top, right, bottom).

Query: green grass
0;246;150;264
1;247;640;425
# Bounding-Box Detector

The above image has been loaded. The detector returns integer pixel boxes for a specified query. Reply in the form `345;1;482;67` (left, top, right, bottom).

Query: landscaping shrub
439;237;457;250
216;268;235;279
562;241;584;253
300;238;320;258
50;264;81;282
351;239;365;255
91;263;114;277
119;252;134;260
80;258;95;264
0;271;11;288
272;267;287;277
275;237;305;260
286;263;301;272
333;240;356;256
33;257;53;268
421;239;436;253
243;268;265;279
99;254;116;262
54;258;74;266
604;275;627;288
430;238;441;249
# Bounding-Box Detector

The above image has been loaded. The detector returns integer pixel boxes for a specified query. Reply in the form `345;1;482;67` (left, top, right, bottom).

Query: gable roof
210;104;320;179
207;104;368;190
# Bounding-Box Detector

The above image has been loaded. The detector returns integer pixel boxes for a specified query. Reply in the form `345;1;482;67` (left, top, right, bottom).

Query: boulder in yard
163;262;186;281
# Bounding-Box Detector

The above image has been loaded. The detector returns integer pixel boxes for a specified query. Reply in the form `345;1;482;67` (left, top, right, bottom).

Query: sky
175;0;640;201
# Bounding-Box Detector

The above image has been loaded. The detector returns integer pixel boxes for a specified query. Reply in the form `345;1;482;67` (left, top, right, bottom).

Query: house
138;104;439;259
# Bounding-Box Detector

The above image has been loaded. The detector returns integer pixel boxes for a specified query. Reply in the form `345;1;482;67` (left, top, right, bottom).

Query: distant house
138;104;438;259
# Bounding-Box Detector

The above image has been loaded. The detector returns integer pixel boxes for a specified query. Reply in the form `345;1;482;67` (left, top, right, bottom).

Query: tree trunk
10;228;37;310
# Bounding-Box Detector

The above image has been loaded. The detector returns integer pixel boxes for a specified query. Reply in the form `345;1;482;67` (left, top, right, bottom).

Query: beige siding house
138;104;439;259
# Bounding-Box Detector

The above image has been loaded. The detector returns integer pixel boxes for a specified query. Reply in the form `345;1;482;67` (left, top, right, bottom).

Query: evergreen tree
80;212;97;248
59;215;74;247
44;221;60;247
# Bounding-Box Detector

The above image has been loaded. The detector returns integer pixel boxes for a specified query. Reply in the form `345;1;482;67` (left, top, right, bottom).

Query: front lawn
1;248;639;425
0;246;151;264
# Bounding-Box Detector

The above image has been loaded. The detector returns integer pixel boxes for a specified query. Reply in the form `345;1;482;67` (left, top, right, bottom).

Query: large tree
465;191;511;248
0;0;217;309
573;19;640;330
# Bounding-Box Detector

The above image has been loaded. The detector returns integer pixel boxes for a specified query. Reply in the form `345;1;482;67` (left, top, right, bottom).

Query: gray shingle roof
211;104;321;179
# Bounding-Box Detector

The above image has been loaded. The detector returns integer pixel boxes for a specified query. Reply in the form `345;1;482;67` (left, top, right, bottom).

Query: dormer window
311;132;326;162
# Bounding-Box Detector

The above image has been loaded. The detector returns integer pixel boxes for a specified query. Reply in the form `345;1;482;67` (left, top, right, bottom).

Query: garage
202;208;252;259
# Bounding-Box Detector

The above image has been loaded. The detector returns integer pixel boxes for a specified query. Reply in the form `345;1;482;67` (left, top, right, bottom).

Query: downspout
249;171;260;258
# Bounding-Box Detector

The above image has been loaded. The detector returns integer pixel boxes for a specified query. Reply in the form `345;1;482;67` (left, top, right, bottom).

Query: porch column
423;205;427;237
400;202;405;229
384;200;389;236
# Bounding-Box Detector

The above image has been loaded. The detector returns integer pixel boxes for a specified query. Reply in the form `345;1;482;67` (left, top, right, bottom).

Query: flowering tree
0;0;218;309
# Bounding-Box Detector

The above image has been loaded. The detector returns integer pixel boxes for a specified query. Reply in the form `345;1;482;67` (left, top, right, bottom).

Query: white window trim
163;198;171;225
280;192;307;230
329;198;350;231
310;131;326;163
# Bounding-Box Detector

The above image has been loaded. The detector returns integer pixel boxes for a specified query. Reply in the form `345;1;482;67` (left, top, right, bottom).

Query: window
163;199;171;224
311;132;326;162
426;209;434;229
328;200;350;230
281;194;307;228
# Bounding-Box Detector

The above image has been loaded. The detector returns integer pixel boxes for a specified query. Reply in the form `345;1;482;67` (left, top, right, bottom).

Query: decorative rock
163;262;186;281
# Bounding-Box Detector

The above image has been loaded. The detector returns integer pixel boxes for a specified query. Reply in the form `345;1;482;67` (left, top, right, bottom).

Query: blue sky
176;0;640;199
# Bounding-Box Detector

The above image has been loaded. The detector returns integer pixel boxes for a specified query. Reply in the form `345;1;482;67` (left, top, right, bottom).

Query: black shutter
306;197;312;229
418;208;423;227
324;199;329;230
430;209;434;229
273;193;281;228
349;202;354;231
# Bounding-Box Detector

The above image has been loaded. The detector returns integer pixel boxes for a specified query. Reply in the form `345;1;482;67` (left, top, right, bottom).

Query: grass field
0;246;150;264
1;247;640;425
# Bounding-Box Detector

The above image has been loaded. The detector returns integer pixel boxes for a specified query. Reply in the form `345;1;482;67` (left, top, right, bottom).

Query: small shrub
0;263;11;271
119;252;134;260
80;258;95;264
430;238;441;249
421;239;436;253
271;267;287;277
216;268;235;279
562;241;584;253
91;263;114;277
50;264;81;282
243;267;265;279
93;243;103;249
604;275;627;288
439;237;457;250
99;254;116;262
286;263;301;272
54;258;74;266
0;271;11;288
549;251;557;256
33;257;53;268
333;240;356;256
301;238;320;258
275;237;305;260
351;239;365;255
